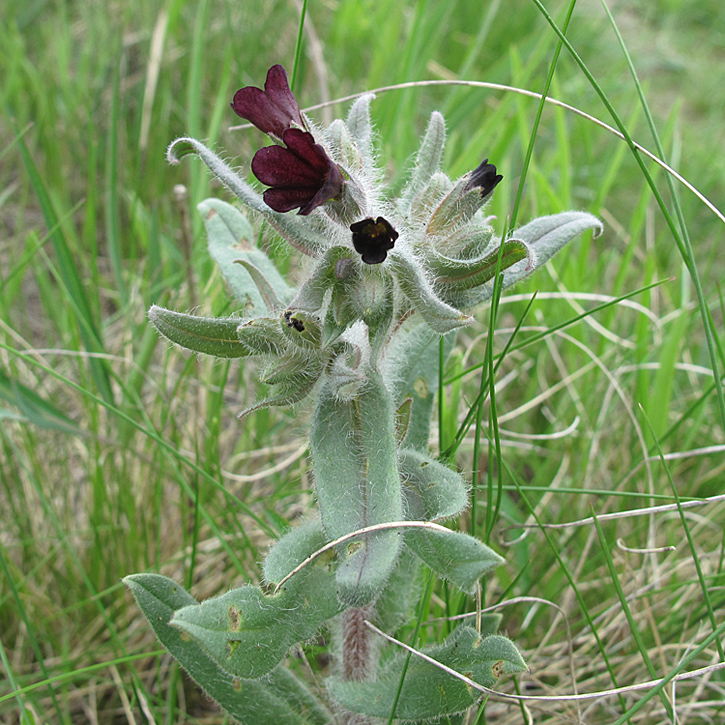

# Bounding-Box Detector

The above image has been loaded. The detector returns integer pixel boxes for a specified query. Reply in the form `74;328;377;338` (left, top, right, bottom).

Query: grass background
1;0;724;722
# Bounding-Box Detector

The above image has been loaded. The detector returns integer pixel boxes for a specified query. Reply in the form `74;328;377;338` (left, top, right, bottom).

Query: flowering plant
124;65;601;723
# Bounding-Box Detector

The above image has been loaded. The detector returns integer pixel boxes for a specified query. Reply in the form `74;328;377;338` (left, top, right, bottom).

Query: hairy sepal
236;317;285;356
409;171;453;224
327;626;527;720
310;370;402;606
239;354;323;417
123;574;330;725
425;176;491;237
149;306;249;358
288;246;358;314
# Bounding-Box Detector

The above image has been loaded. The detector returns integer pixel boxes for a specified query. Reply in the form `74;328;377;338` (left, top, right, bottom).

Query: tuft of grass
1;0;724;722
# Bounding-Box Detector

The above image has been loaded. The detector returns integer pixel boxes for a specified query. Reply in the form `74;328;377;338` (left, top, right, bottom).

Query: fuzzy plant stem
342;604;375;681
340;606;377;725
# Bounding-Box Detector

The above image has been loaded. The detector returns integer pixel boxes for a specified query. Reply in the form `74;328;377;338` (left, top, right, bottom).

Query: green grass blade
528;0;725;433
591;513;673;720
13;124;114;405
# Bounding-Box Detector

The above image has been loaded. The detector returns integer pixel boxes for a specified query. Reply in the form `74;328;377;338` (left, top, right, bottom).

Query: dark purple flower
251;129;344;215
350;217;399;265
231;64;304;138
466;158;503;198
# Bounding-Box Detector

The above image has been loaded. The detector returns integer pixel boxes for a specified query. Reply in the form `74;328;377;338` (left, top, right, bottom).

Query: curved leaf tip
166;137;202;165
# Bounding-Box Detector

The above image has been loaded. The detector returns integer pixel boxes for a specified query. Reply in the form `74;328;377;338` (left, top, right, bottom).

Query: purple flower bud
231;65;304;138
350;217;399;265
466;159;503;198
252;129;344;215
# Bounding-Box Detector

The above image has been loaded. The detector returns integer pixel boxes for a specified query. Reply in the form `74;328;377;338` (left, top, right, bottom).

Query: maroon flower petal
280;129;329;169
251;130;344;216
231;64;304;138
299;163;344;216
252;145;321;187
263;187;320;214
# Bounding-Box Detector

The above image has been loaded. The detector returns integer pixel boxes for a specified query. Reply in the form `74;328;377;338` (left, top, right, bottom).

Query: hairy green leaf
311;369;402;606
169;564;341;679
199;198;292;314
263;517;329;585
390;249;472;333
406;527;504;593
399;448;469;521
167;139;328;257
149;306;249;358
123;574;326;724
388;326;453;452
328;626;526;720
429;239;530;290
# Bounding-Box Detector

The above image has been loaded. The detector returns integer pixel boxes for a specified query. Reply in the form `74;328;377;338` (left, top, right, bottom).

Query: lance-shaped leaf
427;239;530;291
501;210;603;290
399;111;446;210
199;198;292;314
168;138;329;258
374;544;423;633
399;448;469;521
389;249;473;333
268;667;335;725
446;211;603;308
149;306;249;358
310;369;402;606
479;612;504;636
328;626;527;720
169;564;342;680
406;527;504;593
123;574;330;725
345;93;375;161
235;259;285;311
